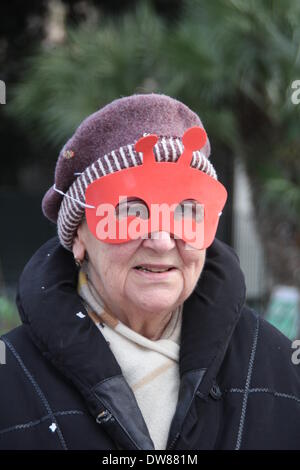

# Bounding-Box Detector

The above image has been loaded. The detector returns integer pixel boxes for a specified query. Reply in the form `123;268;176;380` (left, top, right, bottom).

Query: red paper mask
85;127;227;249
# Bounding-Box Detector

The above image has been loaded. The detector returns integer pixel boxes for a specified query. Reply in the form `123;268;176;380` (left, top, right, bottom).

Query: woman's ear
72;224;86;262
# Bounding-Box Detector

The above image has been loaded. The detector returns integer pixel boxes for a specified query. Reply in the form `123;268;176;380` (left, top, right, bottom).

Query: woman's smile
133;265;178;280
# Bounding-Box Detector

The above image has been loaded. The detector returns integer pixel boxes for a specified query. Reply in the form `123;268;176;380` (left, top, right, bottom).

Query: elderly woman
0;94;300;451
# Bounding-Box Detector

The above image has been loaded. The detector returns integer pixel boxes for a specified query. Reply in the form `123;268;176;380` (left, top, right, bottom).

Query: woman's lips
133;267;177;280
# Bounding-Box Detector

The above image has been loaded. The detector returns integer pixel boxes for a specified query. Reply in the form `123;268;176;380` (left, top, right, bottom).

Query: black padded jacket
0;237;299;450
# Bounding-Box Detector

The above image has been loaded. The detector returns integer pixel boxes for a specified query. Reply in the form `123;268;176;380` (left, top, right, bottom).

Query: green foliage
6;0;300;227
0;296;20;336
7;2;166;144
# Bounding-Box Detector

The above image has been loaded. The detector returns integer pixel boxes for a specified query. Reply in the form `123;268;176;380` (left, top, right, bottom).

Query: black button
210;383;222;400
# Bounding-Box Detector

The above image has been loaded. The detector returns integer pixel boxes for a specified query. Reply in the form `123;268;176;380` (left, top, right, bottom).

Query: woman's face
73;220;206;317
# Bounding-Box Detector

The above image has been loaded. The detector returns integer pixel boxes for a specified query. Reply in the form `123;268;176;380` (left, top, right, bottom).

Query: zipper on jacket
96;409;115;424
166;368;206;450
92;375;155;450
96;408;140;449
167;432;180;450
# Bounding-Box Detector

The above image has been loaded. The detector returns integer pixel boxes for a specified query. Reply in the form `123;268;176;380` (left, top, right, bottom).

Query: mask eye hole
115;197;149;220
174;199;204;222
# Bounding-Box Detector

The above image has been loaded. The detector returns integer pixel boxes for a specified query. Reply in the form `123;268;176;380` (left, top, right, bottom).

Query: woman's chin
125;278;183;313
129;294;180;314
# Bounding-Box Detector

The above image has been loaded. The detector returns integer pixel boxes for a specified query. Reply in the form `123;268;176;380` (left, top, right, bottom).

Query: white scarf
77;263;183;450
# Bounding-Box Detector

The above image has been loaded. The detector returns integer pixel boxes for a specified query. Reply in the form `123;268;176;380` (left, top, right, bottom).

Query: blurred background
0;0;299;337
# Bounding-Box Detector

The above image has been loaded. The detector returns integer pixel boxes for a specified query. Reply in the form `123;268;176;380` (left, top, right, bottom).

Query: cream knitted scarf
77;262;183;450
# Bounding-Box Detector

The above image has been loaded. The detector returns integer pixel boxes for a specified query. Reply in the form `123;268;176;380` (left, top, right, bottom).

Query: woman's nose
142;231;176;251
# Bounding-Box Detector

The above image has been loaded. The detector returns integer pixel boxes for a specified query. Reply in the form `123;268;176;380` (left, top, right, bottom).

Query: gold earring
74;257;83;268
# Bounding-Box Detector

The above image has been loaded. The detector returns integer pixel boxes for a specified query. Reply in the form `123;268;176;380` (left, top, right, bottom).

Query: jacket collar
180;239;246;394
16;236;246;448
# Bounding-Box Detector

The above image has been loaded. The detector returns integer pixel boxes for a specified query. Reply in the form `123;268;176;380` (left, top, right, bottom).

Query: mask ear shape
182;126;207;150
180;127;207;167
134;134;158;167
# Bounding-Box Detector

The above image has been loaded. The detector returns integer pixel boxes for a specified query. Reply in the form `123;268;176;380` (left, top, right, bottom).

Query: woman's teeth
135;266;172;273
